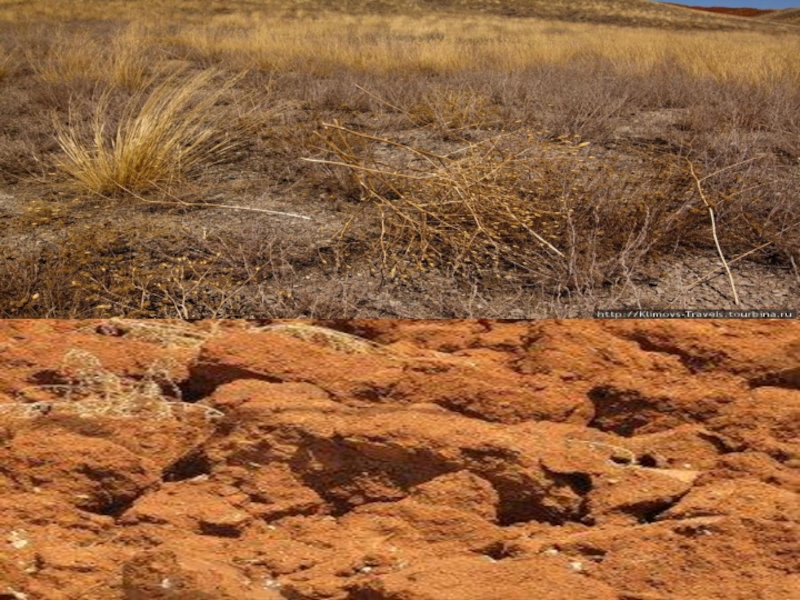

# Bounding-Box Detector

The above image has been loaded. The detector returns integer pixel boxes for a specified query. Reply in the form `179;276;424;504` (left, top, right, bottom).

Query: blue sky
657;0;800;7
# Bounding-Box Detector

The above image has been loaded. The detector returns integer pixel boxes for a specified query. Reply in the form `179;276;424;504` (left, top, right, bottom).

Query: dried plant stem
688;159;740;306
95;182;313;220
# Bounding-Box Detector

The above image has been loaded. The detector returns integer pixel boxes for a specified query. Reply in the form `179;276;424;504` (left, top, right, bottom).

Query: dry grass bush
316;124;569;280
316;118;797;294
3;349;223;422
55;70;244;195
81;319;217;348
27;32;99;85
410;86;505;133
252;323;395;356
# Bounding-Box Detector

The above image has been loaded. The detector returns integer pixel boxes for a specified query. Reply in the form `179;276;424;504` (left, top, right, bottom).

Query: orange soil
0;319;798;599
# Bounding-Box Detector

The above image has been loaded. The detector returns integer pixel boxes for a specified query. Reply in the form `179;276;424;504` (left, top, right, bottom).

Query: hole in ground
476;540;517;561
637;454;658;468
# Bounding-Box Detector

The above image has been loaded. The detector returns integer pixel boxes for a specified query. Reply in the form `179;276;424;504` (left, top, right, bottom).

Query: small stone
568;560;584;572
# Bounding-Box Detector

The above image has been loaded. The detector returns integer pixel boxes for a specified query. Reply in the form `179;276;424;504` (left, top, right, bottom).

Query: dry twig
687;159;740;306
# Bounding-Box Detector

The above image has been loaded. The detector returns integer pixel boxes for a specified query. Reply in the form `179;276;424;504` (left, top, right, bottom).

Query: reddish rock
627;424;728;470
0;319;797;599
121;481;253;537
0;428;159;513
658;479;798;522
350;554;618;599
708;387;800;459
121;548;280;599
587;466;697;525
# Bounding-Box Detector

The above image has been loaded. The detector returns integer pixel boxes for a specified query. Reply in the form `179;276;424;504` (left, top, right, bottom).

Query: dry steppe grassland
0;0;799;318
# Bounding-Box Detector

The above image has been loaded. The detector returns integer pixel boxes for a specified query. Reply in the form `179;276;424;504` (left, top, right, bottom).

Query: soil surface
0;319;798;599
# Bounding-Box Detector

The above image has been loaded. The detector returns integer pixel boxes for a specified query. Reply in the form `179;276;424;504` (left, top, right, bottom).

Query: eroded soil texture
0;319;798;599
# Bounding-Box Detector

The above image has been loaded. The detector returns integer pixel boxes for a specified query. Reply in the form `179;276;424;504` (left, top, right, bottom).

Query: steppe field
1;0;799;317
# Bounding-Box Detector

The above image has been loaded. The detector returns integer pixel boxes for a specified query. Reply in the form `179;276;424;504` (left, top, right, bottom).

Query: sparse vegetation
1;0;798;317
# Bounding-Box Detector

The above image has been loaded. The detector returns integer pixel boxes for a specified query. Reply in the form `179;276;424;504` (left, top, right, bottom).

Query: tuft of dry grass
55;70;243;195
5;349;223;422
79;319;218;348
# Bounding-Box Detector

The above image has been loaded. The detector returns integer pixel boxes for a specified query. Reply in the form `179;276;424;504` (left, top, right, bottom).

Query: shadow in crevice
162;449;212;483
586;386;655;437
748;368;800;391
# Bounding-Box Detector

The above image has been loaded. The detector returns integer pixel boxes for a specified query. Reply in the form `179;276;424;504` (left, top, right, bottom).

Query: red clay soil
0;319;798;599
667;3;775;17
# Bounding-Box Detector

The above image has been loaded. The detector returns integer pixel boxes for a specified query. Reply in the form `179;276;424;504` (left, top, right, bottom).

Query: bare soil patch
0;319;797;599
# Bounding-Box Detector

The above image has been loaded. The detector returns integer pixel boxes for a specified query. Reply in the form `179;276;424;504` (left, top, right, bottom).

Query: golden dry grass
761;8;800;24
121;11;798;85
55;70;242;194
8;10;785;91
5;2;797;86
0;0;793;30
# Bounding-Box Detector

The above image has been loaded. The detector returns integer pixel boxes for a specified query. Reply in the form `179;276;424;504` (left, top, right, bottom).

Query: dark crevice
637;454;658;468
91;497;140;519
619;333;722;373
609;454;636;467
748;368;800;391
183;363;289;401
432;399;517;424
638;503;669;524
587;386;654;437
162;450;212;482
697;431;736;454
177;376;211;403
78;485;150;519
580;549;607;563
198;521;243;538
496;495;565;527
562;471;593;495
629;486;694;524
476;540;517;561
496;465;592;527
28;369;64;387
278;589;309;600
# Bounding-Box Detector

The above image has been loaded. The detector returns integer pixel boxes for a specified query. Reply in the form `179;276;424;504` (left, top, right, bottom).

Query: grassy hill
277;0;794;30
759;7;800;24
0;0;795;31
666;4;775;18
